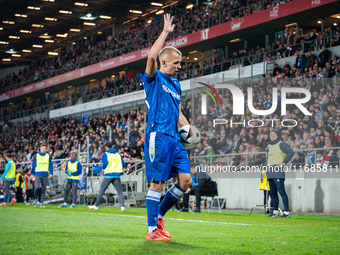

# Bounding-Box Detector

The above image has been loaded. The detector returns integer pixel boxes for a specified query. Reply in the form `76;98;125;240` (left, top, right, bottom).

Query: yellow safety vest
35;153;50;173
259;170;270;191
267;141;287;166
6;160;16;179
15;173;23;188
105;152;123;174
67;160;80;181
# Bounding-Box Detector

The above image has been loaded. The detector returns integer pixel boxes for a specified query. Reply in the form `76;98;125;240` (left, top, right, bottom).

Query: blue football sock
146;189;161;234
158;184;184;218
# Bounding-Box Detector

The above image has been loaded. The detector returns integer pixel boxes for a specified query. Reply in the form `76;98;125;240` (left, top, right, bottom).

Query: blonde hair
159;46;182;61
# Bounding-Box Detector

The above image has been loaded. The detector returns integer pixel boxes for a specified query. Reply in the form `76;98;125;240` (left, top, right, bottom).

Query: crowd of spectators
2;24;340;121
1;76;143;120
2;58;340;173
0;0;295;116
179;27;340;81
189;61;340;169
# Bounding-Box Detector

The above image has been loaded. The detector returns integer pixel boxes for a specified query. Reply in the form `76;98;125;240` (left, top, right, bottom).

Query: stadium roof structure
0;0;185;67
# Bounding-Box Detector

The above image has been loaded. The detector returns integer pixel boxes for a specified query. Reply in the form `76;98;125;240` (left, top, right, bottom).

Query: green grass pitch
0;204;339;255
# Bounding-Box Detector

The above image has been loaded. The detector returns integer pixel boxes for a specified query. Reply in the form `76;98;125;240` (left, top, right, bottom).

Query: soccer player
59;152;82;208
0;153;17;206
31;143;53;208
144;14;192;241
89;141;126;211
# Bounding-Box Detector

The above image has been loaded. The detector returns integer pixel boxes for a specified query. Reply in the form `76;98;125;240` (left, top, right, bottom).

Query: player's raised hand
163;13;175;33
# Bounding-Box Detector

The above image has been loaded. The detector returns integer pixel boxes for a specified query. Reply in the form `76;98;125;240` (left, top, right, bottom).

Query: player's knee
150;180;165;192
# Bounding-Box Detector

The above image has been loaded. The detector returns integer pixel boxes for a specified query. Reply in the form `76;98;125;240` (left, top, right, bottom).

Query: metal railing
0;160;5;171
5;159;144;175
6;159;145;205
191;147;340;172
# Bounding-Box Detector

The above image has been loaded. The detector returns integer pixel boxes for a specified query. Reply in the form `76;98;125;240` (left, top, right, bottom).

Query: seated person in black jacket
178;167;216;213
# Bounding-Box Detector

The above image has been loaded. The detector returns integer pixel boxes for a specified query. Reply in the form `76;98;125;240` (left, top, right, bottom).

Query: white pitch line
81;211;251;226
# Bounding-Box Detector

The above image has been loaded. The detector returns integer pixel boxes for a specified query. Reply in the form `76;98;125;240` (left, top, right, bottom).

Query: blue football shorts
144;131;190;182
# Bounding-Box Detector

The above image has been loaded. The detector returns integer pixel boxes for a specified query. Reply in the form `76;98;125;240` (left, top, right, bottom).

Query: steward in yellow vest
88;141;126;211
0;155;16;182
31;144;53;208
266;129;294;218
31;150;53;177
0;153;16;206
266;130;294;180
59;152;82;208
102;147;126;178
65;155;82;182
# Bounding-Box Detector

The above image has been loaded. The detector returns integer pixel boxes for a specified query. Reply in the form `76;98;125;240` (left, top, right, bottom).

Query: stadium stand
1;28;340;121
0;0;299;120
0;0;294;95
1;52;340;170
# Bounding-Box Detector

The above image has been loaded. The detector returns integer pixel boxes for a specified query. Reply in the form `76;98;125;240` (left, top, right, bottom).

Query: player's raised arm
146;14;175;77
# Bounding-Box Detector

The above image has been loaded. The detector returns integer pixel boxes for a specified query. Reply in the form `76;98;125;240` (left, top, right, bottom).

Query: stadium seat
193;181;222;214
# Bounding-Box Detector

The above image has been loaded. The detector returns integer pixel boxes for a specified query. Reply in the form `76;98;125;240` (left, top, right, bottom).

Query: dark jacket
249;154;266;167
318;49;330;67
191;171;215;191
306;54;317;68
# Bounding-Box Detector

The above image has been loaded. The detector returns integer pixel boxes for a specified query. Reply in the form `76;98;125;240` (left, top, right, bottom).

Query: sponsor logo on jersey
162;85;180;100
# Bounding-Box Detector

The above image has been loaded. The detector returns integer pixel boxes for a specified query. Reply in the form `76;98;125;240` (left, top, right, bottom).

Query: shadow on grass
141;240;201;249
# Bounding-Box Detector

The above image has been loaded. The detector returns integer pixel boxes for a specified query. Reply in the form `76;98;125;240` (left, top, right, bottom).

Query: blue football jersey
144;70;182;140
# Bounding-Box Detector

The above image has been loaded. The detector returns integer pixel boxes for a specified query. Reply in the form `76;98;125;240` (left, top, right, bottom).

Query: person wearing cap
0;153;17;206
266;129;294;218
